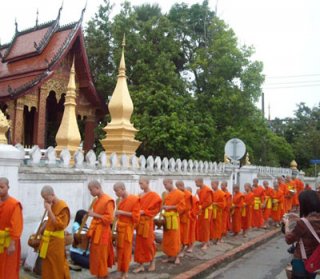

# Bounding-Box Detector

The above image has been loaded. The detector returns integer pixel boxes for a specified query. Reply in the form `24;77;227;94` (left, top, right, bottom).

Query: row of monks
0;175;304;279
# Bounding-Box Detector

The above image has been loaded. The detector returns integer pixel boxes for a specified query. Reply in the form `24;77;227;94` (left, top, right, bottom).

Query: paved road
204;234;292;279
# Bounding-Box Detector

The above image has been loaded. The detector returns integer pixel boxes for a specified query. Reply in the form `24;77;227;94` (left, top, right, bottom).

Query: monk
114;182;140;279
175;180;192;256
0;177;23;279
133;177;161;273
252;178;265;228
87;180;115;279
162;178;185;264
40;185;70;279
210;180;226;244
242;183;254;237
284;175;295;212
221;181;232;236
278;176;289;215
185;187;199;252
195;177;213;250
271;181;284;225
292;174;304;209
231;185;244;236
262;180;274;228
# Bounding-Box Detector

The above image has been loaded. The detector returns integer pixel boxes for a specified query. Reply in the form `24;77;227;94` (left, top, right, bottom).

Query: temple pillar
6;100;16;144
13;99;24;145
83;114;96;152
36;86;49;148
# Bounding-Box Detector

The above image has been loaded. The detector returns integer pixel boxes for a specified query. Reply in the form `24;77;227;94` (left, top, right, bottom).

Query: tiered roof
0;7;105;111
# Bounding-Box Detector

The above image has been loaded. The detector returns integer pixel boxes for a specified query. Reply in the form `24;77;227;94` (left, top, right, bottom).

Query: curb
173;228;281;279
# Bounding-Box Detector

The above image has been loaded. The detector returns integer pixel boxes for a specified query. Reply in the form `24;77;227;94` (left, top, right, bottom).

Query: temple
0;6;106;151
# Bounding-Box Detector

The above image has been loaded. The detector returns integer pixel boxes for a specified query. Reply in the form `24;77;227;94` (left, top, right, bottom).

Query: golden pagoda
55;56;81;159
100;36;141;156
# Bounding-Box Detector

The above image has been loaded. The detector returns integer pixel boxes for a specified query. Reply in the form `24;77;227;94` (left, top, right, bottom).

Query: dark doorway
23;106;36;147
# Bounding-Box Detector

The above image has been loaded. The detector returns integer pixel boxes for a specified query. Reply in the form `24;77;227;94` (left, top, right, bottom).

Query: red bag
300;218;320;273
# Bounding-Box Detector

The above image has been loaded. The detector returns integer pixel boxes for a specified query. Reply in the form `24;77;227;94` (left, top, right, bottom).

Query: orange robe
88;194;115;277
210;189;226;240
189;195;199;245
279;182;289;214
242;192;254;230
0;197;23;279
285;181;295;211
222;191;232;235
117;195;140;273
263;187;274;220
231;192;244;233
271;190;284;222
162;189;185;257
179;190;192;245
40;200;70;279
252;186;265;228
134;191;161;264
292;178;304;206
197;186;213;242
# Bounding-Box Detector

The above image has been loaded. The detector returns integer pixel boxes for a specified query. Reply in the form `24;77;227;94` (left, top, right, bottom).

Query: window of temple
23;106;36;148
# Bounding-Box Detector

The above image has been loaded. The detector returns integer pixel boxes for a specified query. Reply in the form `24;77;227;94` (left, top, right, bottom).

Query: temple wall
0;144;315;257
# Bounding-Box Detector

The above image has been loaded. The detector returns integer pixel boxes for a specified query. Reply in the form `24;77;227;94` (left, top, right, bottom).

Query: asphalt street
204;234;293;279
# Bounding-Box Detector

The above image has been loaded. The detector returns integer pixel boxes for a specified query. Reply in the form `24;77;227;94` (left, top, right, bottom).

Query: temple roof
0;8;105;112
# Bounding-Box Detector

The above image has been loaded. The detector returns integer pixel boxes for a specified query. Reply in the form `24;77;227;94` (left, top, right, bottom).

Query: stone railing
17;144;227;175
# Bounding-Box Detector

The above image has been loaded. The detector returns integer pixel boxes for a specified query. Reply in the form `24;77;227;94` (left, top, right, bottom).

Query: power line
266;74;320;79
265;80;320;86
264;83;320;90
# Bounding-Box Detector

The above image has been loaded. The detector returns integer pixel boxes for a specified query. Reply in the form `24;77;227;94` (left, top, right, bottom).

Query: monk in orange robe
39;185;70;279
242;183;254;237
175;180;192;255
278;176;289;214
87;180;115;279
271;181;284;224
262;180;274;228
231;185;244;236
185;187;199;252
133;177;161;273
292;174;304;208
0;177;23;279
252;178;265;228
221;181;232;236
285;175;295;212
162;178;185;264
114;182;140;279
195;177;213;250
210;180;226;243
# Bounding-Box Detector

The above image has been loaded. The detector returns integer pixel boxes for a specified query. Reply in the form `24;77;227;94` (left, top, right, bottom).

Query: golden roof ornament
0;110;10;144
100;34;141;156
290;160;298;170
245;152;251;165
55;55;81;163
224;154;230;164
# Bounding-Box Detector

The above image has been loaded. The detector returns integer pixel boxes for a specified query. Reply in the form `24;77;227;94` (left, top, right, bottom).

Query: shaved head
0;177;9;186
88;180;102;189
113;182;126;191
41;185;54;196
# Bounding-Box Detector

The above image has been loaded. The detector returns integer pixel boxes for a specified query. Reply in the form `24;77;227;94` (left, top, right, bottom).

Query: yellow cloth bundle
39;230;64;259
0;228;10;253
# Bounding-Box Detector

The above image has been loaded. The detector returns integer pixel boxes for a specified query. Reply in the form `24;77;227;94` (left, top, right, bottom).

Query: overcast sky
1;0;319;119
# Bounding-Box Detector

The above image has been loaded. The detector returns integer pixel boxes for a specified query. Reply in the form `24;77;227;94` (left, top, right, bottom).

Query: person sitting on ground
285;190;320;279
70;209;90;269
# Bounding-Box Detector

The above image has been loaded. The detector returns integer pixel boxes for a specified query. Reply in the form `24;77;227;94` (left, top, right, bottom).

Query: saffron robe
197;186;213;242
292;178;304;206
117;195;140;273
285;181;295;212
231;192;244;234
189;195;199;245
179;190;192;245
263;187;274;220
88;194;115;277
0;197;23;279
222;190;232;235
271;190;284;222
279;182;289;214
242;192;254;230
162;189;185;257
134;191;161;264
252;186;265;228
210;189;226;240
41;200;70;279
